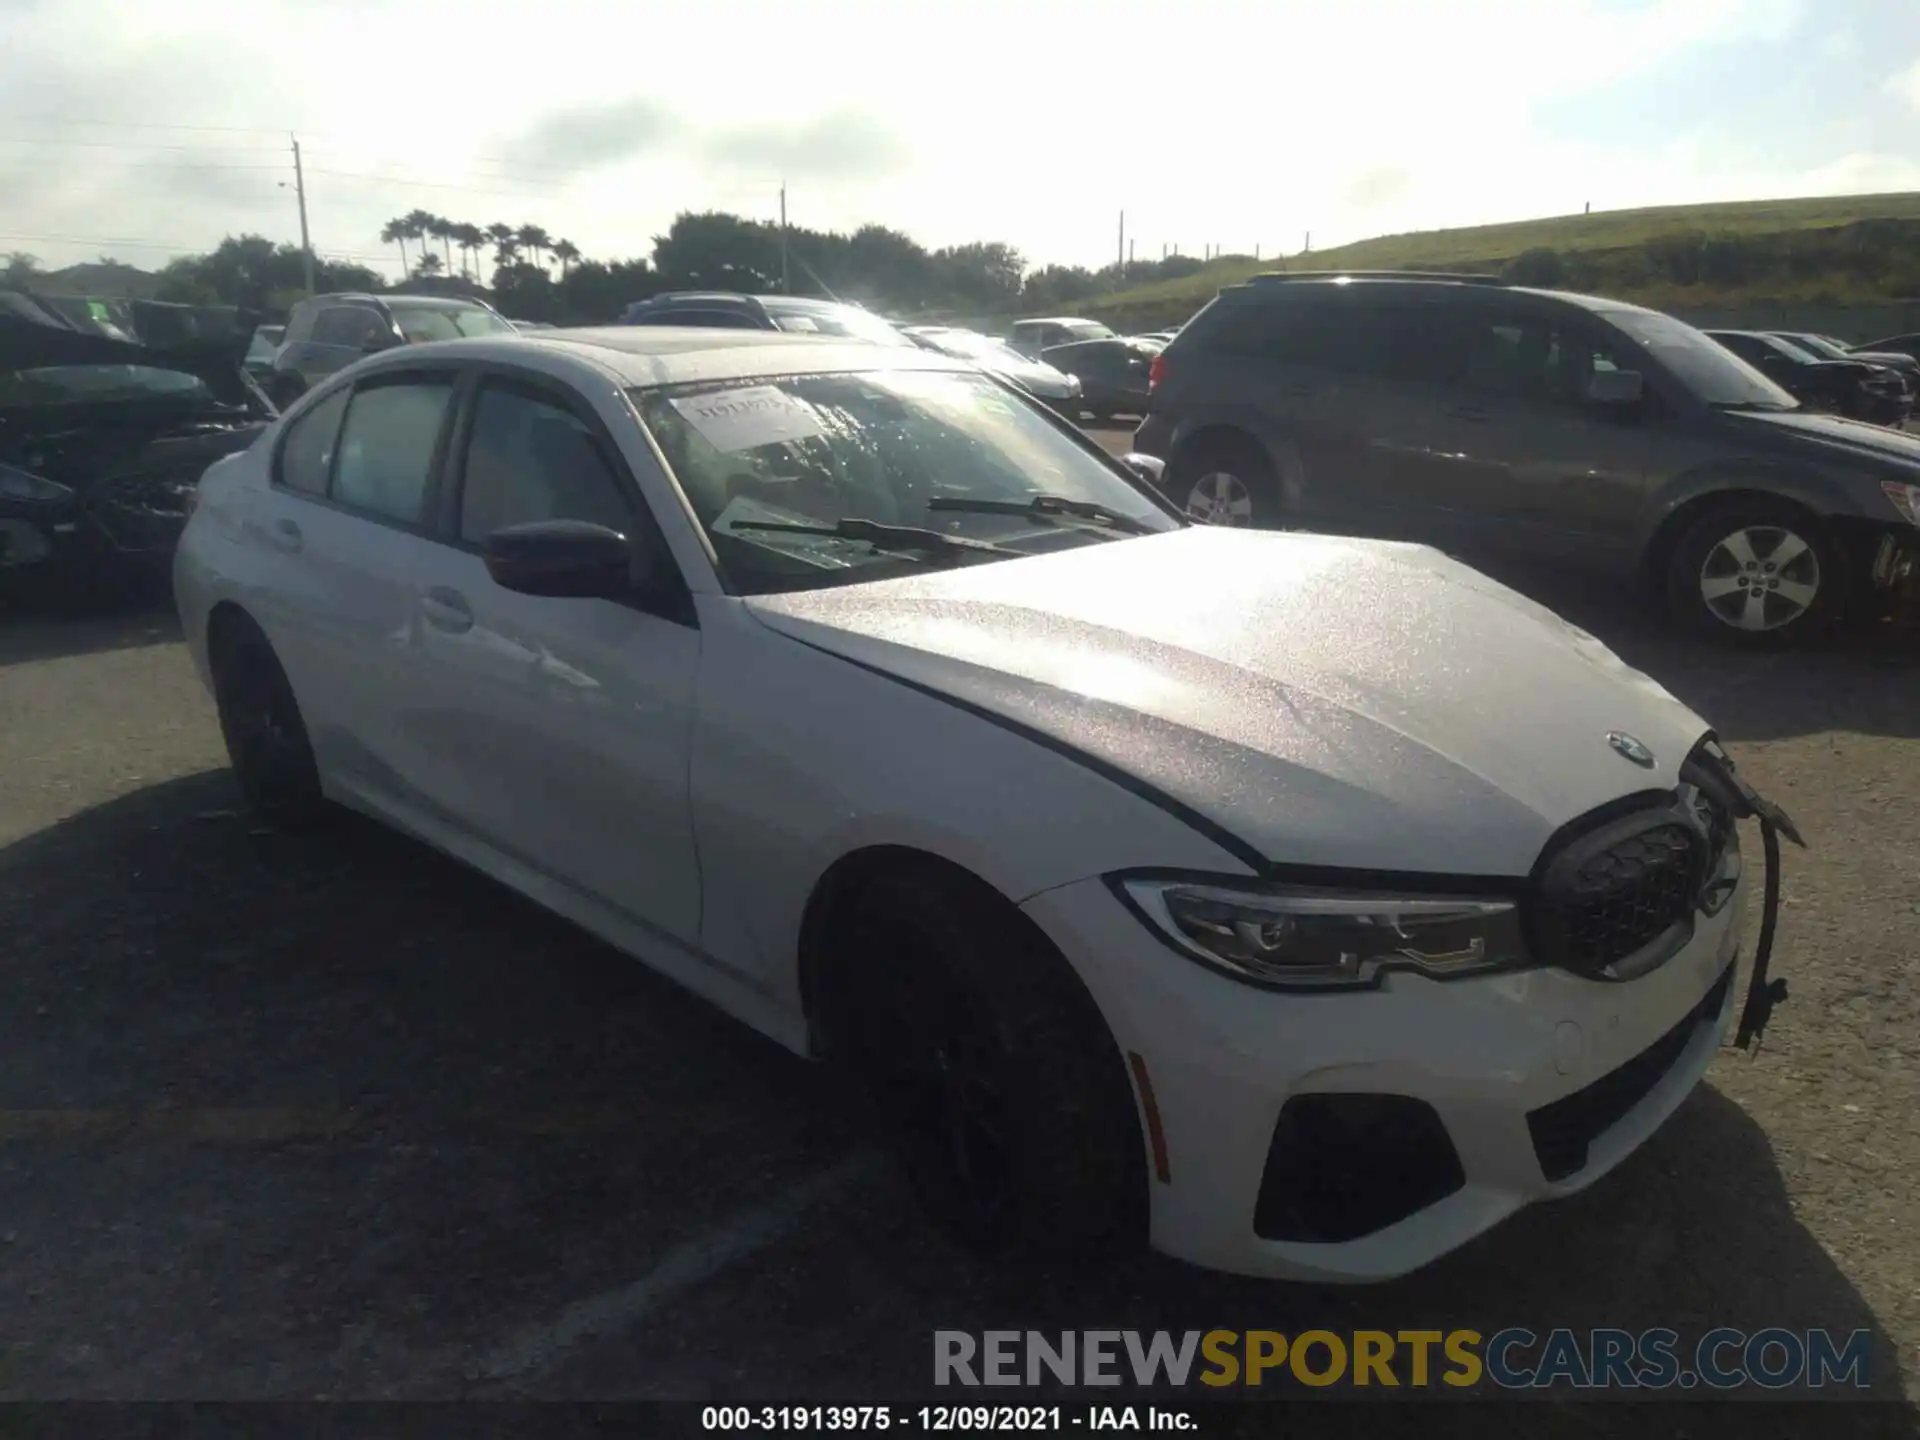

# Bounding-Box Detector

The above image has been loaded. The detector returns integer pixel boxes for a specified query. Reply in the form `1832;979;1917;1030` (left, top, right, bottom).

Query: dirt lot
1;462;1917;1423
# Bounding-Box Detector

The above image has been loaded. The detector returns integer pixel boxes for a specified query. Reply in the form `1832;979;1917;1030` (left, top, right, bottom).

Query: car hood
744;527;1709;877
0;312;263;409
1732;407;1920;467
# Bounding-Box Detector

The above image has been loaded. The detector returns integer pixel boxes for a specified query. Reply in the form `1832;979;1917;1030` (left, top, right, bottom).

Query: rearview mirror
1586;369;1645;405
1120;452;1165;486
482;520;641;598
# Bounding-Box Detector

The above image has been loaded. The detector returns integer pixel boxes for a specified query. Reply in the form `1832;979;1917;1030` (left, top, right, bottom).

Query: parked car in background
1771;331;1920;386
173;325;1792;1283
511;320;556;333
621;292;918;347
1855;331;1920;362
1704;330;1909;426
268;293;516;408
244;324;285;383
2;310;272;610
1043;336;1160;421
1007;316;1115;358
1140;330;1181;345
901;326;1083;413
1134;271;1920;644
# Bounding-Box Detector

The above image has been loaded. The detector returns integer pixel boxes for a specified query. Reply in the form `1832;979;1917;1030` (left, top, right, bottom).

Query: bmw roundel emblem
1608;731;1656;768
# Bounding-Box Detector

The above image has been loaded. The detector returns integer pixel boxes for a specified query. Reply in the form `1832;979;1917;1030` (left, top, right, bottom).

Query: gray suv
1134;271;1920;643
268;293;516;406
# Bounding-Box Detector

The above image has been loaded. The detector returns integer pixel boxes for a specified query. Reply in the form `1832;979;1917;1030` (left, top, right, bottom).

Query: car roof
352;326;972;389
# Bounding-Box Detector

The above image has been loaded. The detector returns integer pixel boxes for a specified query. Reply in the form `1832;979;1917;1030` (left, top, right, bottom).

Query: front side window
1457;318;1634;405
632;368;1178;596
332;378;453;523
278;387;350;495
1605;311;1796;410
457;383;633;542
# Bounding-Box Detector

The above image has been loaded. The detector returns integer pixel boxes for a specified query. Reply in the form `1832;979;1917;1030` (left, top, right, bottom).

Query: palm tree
426;216;453;274
485;222;520;271
415;252;445;278
380;218;411;278
454;222;486;282
552;238;581;279
517;223;552;273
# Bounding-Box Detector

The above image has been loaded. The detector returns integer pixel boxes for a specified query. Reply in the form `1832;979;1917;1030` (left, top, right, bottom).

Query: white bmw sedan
175;327;1783;1282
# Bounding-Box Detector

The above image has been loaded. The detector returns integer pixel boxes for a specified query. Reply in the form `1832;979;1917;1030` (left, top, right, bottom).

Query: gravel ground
0;493;1916;1429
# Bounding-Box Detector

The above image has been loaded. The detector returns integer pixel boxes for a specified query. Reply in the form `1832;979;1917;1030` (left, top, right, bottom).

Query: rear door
1189;294;1456;534
1417;308;1655;565
406;367;704;943
245;368;459;803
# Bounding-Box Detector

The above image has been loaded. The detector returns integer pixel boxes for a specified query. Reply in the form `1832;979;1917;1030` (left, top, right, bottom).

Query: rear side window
332;377;454;523
457;383;633;542
312;307;386;347
277;387;350;495
1200;298;1462;384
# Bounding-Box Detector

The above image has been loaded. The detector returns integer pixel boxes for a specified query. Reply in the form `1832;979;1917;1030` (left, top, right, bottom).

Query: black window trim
434;359;699;628
267;366;462;538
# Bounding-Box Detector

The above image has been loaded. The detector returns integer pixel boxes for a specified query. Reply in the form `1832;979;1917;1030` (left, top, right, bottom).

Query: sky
3;0;1920;280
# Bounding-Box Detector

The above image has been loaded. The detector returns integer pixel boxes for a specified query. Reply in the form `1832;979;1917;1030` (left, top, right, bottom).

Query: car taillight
1149;352;1166;392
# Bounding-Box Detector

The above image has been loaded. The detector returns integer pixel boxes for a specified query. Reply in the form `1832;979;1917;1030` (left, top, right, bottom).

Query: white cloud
1884;56;1920;112
0;0;1891;277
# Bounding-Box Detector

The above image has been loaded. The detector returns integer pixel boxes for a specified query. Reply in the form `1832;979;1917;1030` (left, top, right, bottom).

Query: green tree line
6;209;1226;324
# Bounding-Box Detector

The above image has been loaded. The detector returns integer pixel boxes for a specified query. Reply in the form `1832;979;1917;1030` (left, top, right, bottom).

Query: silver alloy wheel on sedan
1184;471;1255;527
1698;524;1822;632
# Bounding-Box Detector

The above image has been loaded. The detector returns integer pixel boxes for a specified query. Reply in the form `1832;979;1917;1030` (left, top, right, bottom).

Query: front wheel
1664;499;1842;644
823;866;1146;1257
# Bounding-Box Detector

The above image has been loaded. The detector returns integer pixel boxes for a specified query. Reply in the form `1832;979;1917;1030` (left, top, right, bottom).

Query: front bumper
1021;863;1747;1282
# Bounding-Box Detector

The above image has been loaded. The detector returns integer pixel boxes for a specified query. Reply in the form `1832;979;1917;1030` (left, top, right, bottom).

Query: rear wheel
821;864;1145;1257
211;616;326;827
1664;498;1842;644
1165;433;1278;528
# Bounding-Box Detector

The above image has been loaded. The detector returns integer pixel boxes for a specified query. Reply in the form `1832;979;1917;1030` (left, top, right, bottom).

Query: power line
0;230;392;262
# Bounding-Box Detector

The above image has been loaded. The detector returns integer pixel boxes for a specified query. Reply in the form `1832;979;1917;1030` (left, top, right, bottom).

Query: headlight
0;464;74;505
1067;375;1082;395
1883;480;1920;528
1114;876;1527;990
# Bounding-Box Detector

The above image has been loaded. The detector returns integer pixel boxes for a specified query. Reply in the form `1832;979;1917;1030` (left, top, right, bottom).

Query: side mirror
1120;452;1165;486
482;520;641;599
1585;369;1644;405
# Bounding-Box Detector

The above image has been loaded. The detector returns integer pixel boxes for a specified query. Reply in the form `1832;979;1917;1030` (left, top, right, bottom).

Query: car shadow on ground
0;772;1907;1419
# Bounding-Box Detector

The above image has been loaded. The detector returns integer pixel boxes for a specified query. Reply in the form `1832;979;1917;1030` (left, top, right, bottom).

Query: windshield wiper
925;493;1156;534
727;517;1021;560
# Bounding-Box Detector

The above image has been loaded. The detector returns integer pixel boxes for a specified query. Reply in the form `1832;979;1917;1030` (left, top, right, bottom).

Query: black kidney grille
1534;820;1703;978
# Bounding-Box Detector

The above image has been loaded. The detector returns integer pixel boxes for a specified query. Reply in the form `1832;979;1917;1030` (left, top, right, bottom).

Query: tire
1664;497;1843;645
210;617;327;827
822;864;1146;1258
1164;433;1279;528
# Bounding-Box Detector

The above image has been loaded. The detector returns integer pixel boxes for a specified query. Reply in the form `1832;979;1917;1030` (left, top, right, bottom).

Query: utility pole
1255;242;1261;261
1117;210;1125;273
1128;238;1134;265
1304;230;1311;254
290;134;315;296
779;184;791;294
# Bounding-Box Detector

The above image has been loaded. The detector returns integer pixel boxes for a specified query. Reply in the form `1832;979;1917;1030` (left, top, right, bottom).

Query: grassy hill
1086;192;1920;330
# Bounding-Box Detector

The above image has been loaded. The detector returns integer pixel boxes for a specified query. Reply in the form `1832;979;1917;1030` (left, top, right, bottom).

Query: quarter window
277;387;350;495
457;383;633;542
332;377;453;523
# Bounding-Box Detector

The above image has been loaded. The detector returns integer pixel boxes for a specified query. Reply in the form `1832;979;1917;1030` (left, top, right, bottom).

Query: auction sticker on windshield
671;386;823;453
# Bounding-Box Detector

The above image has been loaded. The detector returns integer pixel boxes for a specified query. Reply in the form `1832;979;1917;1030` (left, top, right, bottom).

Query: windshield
1065;320;1115;341
393;306;517;343
1605;311;1799;410
0;364;215;406
631;368;1178;595
768;305;919;348
1786;334;1848;361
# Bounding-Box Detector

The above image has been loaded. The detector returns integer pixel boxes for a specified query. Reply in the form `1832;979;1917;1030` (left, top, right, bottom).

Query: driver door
406;368;705;943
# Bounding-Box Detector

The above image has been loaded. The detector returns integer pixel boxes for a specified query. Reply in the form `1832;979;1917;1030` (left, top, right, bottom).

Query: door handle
419;586;474;634
267;518;303;553
1448;406;1491;422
